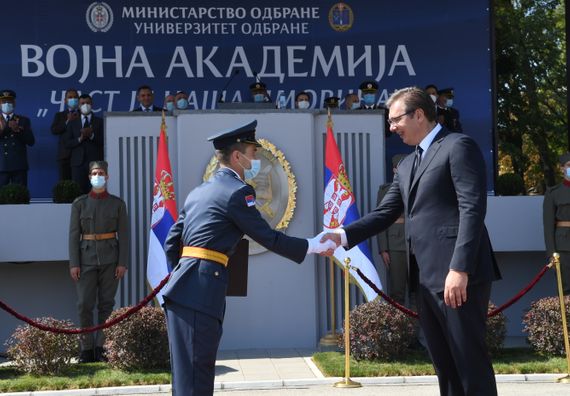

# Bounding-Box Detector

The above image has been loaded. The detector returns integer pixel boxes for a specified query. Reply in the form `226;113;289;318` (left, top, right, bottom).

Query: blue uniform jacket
162;167;308;320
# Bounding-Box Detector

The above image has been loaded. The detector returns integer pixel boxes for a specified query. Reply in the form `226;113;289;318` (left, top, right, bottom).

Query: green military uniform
69;184;128;353
376;154;408;304
543;153;570;294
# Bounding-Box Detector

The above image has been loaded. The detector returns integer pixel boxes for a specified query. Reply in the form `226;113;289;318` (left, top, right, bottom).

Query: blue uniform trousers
165;299;223;396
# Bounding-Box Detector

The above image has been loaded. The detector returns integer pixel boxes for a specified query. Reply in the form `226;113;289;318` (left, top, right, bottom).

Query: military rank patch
245;194;256;207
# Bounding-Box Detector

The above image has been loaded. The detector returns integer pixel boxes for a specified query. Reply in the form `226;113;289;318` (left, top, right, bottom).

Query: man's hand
8;119;20;132
307;233;337;256
70;267;81;282
444;269;468;308
381;251;391;268
115;265;127;280
320;232;341;247
67;112;79;122
80;127;93;139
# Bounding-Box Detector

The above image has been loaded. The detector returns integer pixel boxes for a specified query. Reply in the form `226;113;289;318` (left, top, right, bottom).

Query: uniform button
214;271;219;276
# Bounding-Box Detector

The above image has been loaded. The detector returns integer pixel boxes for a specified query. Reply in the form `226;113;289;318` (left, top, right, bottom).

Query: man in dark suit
64;94;104;193
132;85;163;112
51;88;80;180
322;87;501;396
162;120;334;395
0;89;35;187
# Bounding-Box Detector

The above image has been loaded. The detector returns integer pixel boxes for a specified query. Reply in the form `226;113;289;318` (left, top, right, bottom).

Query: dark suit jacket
0;115;35;172
51;110;78;160
162;168;308;320
64;115;104;167
344;128;500;292
132;105;163;112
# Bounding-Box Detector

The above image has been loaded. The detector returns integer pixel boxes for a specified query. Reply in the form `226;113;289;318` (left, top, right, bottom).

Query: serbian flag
323;116;382;301
147;116;177;305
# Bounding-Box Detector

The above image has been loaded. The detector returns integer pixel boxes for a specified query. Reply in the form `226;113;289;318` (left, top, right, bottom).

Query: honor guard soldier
543;152;570;294
0;89;35;187
162;120;334;395
68;161;129;363
436;87;463;132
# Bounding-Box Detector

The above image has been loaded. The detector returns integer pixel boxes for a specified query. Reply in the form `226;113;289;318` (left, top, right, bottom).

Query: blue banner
2;1;493;197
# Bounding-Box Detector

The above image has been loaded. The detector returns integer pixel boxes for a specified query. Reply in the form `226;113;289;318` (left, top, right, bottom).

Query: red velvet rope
0;274;171;334
354;263;551;319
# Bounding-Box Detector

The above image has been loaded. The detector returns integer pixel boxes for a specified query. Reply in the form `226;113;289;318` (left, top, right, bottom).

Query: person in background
543;152;570;295
249;82;270;103
175;91;189;110
69;160;128;363
51;88;80;180
132;85;163;112
295;91;311;109
359;80;381;110
344;92;360;110
436;87;463;132
424;84;439;105
324;96;340;109
164;94;175;114
0;89;35;188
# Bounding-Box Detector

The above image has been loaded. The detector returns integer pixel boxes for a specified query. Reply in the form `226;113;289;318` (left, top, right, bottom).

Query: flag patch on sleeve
245;195;256;207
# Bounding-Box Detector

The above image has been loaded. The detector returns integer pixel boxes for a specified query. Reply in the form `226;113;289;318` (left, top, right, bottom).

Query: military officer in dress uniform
324;96;340;109
436;87;463;133
543;152;570;294
69;161;129;363
0;89;35;187
376;154;408;305
162;120;334;396
358;80;391;138
249;82;270;103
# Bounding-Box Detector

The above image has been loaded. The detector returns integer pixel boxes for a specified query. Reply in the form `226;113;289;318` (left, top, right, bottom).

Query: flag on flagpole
323;113;382;301
147;114;177;305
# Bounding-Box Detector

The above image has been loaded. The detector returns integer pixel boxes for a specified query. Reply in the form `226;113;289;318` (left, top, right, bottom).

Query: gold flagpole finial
327;107;333;129
161;110;167;136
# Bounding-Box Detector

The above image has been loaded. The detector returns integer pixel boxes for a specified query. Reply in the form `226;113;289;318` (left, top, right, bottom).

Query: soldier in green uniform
68;161;129;362
543;152;570;295
376;154;408;304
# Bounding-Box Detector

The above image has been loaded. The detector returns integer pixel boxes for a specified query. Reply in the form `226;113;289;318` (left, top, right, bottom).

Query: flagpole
334;257;361;388
553;253;570;383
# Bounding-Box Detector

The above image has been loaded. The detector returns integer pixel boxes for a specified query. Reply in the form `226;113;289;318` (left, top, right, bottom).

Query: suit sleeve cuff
334;228;348;247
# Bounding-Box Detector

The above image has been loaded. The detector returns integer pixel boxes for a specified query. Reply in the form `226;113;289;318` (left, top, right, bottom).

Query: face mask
67;98;79;109
351;102;361;110
80;103;92;115
363;93;376;106
446;98;454;107
253;94;265;103
297;100;309;109
177;98;188;109
239;153;261;180
565;168;570;178
1;103;14;114
429;94;437;103
90;175;106;189
165;101;174;112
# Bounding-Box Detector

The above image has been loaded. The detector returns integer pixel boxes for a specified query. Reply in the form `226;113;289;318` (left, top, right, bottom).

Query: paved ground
2;349;570;395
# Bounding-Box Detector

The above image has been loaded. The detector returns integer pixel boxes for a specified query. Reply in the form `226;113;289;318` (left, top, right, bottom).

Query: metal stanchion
334;257;361;388
552;253;570;383
319;257;338;347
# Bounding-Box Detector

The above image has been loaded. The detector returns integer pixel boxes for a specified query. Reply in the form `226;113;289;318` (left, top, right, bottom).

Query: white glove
306;232;338;254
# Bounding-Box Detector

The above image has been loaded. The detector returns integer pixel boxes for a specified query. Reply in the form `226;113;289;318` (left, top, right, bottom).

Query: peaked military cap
249;82;267;92
207;120;262;150
438;87;454;97
559;152;570;165
89;160;108;173
359;80;379;93
0;89;16;100
392;154;406;168
324;96;340;108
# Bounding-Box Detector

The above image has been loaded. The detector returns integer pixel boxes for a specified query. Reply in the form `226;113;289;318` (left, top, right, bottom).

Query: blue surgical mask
67;98;79;109
177;98;188;109
90;175;106;189
566;168;570;178
166;101;174;112
363;93;376;106
446;98;454;107
297;100;310;109
1;103;14;114
239;153;261;180
351;102;361;110
253;94;265;103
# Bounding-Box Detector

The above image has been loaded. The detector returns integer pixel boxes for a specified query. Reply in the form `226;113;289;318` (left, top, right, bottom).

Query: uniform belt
556;221;570;227
181;246;229;267
82;232;116;241
394;217;404;224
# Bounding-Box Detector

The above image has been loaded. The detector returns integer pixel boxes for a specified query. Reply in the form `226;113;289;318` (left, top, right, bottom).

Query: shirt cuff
334;228;348;247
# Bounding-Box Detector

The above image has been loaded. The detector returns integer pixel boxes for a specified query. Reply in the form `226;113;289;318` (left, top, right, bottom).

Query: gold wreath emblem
202;138;297;255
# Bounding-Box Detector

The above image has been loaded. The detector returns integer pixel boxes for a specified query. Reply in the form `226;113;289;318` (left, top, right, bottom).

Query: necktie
145;107;150;112
83;116;90;128
411;146;423;181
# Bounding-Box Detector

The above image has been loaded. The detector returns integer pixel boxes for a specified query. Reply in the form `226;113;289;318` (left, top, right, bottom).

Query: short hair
79;93;92;100
295;91;311;101
215;142;248;165
386;87;436;122
65;88;79;96
424;84;438;92
137;85;153;95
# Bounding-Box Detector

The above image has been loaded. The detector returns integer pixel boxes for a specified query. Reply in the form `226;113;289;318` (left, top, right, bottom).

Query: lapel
407;128;449;204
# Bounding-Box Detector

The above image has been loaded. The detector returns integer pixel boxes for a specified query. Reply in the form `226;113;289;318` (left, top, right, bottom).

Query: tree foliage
495;0;567;193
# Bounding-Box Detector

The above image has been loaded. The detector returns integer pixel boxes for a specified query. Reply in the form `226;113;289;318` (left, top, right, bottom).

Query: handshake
306;231;343;256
